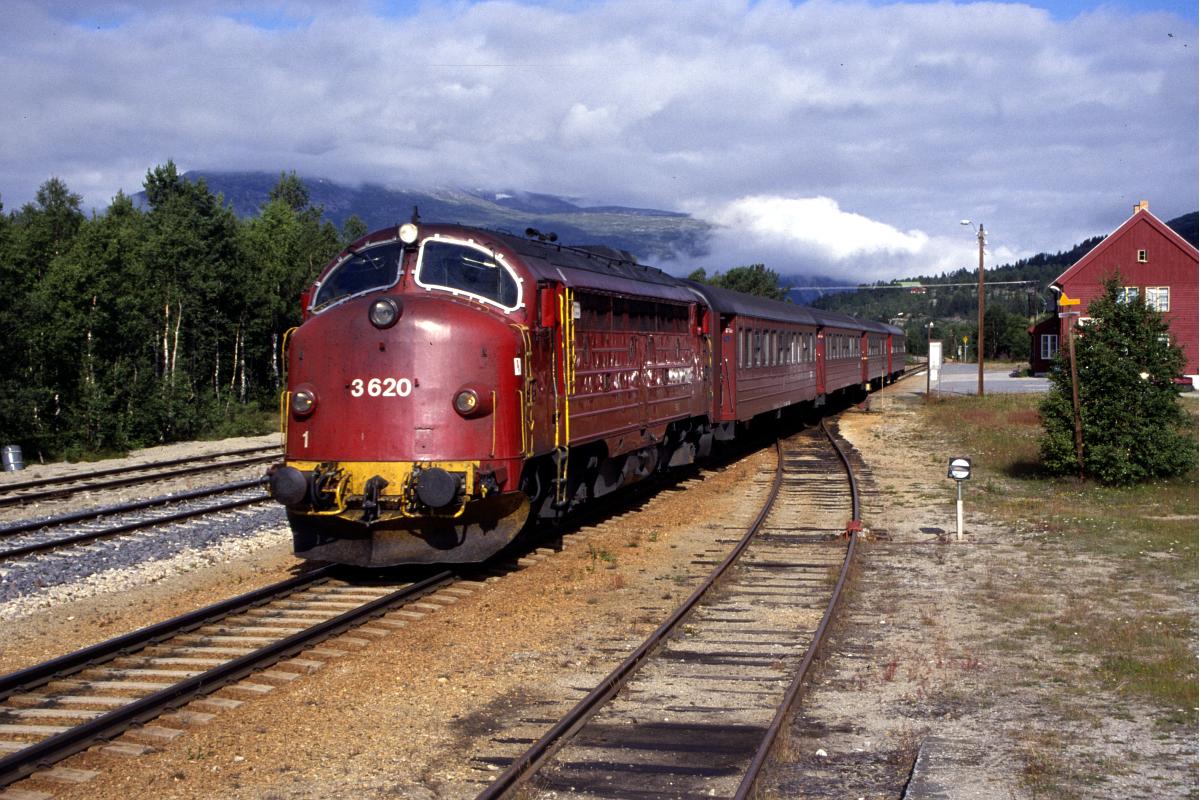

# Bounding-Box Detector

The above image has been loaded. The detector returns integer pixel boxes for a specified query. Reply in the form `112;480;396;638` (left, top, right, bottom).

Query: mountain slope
146;171;712;264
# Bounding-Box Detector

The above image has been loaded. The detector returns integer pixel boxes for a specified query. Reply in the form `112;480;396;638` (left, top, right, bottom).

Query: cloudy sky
2;0;1196;281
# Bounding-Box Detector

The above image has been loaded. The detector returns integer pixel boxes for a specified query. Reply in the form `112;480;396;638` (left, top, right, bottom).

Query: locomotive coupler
361;475;390;523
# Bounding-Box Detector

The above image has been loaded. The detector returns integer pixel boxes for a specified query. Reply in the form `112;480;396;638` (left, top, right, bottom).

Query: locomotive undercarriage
523;417;716;520
269;459;529;566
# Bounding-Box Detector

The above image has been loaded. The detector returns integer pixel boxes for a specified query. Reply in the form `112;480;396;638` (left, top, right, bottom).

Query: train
266;222;905;566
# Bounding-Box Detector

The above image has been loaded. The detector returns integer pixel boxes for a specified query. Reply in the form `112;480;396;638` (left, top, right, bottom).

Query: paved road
925;362;1050;395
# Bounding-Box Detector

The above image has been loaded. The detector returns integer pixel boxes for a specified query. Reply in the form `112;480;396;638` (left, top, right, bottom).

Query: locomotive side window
577;292;611;329
312;242;403;311
658;302;688;333
416;239;520;310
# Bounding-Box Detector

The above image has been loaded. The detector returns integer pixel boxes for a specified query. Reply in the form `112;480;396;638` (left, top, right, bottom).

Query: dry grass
921;393;1198;723
1017;730;1083;800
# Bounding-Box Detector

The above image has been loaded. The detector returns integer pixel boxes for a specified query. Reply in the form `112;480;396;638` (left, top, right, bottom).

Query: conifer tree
1040;275;1195;484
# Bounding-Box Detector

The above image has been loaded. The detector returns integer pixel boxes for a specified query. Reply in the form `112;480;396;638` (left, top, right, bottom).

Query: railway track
0;405;882;795
0;478;270;561
474;419;862;799
0;445;279;508
0;566;458;790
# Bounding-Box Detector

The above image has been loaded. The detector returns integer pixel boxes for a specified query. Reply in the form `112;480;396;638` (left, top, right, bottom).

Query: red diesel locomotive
267;222;904;566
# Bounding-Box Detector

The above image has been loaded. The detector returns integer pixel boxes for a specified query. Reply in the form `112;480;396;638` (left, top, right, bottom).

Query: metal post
956;481;964;541
926;322;932;398
976;224;985;397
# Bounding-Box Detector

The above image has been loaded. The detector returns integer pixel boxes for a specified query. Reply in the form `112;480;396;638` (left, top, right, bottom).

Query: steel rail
474;440;786;800
0;492;272;561
0;567;336;702
0;569;453;789
0;445;277;495
0;453;277;508
733;418;862;799
0;478;267;539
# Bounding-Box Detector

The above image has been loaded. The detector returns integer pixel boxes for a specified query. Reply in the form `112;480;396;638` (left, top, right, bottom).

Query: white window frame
1117;286;1139;304
1137;249;1148;263
414;235;524;313
1040;334;1059;360
1145;286;1170;312
310;235;404;314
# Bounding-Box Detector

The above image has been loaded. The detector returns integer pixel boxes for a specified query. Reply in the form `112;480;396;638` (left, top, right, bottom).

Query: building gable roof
1052;204;1199;288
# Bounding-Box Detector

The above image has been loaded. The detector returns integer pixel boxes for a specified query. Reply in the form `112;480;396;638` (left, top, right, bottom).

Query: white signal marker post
947;457;972;541
927;338;943;397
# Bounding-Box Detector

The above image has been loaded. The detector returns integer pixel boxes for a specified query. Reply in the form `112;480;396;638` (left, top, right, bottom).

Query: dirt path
758;379;1197;799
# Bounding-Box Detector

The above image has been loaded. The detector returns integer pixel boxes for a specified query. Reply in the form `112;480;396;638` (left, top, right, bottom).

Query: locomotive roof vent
525;227;558;243
572;244;637;264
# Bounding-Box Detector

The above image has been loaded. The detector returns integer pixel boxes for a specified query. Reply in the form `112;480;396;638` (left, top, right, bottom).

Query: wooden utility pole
961;220;986;396
1065;310;1085;478
1056;290;1085;478
975;224;985;396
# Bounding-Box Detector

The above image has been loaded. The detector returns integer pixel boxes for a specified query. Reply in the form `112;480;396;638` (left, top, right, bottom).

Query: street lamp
961;220;986;397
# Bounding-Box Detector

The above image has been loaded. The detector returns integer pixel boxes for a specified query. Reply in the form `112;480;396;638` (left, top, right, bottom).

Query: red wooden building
1030;201;1199;386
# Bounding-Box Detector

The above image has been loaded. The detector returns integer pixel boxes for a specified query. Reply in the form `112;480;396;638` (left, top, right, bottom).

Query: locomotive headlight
454;389;479;415
398;223;419;244
368;297;401;329
291;387;317;417
453;386;493;418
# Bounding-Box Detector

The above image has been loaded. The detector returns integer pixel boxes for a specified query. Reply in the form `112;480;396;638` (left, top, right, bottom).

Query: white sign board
929;340;943;381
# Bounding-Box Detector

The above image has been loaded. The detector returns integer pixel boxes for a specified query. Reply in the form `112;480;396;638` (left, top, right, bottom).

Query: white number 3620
350;377;414;397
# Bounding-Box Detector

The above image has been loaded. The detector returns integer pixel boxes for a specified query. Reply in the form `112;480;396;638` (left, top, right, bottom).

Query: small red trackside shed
1028;314;1060;375
1042;201;1199;386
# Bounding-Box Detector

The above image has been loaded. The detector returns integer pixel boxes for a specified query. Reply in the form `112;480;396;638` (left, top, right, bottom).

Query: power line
786;280;1041;291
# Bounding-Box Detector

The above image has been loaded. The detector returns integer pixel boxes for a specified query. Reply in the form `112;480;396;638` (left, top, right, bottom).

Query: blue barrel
2;445;24;471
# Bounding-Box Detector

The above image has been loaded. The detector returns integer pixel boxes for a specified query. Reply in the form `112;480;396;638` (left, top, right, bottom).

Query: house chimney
1134;200;1149;213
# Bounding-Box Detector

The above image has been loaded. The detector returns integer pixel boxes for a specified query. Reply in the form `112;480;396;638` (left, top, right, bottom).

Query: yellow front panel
286;460;477;496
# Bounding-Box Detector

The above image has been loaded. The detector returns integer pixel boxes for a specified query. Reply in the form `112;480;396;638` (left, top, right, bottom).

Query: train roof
686;281;903;336
681;281;819;326
810;307;869;331
493;231;699;305
345;224;907;337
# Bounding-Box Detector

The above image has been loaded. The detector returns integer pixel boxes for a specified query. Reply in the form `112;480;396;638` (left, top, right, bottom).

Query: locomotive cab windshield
415;239;522;311
312;241;404;311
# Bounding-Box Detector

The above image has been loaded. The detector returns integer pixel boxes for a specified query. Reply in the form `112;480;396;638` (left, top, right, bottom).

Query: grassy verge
920;392;1197;723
